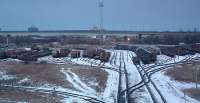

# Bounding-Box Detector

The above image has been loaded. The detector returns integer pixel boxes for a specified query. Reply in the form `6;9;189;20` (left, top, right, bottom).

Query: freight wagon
189;43;200;53
70;50;81;58
115;44;130;50
135;48;157;64
132;56;140;64
115;44;138;51
16;50;52;62
82;48;110;62
0;51;7;59
159;45;195;57
176;45;195;56
94;49;105;60
158;45;177;57
52;48;70;58
82;49;96;58
99;51;110;62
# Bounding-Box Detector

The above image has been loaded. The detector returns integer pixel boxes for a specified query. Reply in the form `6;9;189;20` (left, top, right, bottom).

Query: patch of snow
61;97;89;103
0;70;16;80
0;58;22;62
152;70;200;103
102;69;119;103
38;56;72;64
60;68;96;95
18;77;30;84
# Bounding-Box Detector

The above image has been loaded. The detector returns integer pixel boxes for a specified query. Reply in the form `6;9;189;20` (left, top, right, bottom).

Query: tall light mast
99;0;104;31
99;0;105;44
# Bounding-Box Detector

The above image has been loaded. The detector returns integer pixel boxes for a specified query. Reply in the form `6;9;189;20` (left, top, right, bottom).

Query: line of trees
142;33;200;45
0;35;59;46
0;35;101;46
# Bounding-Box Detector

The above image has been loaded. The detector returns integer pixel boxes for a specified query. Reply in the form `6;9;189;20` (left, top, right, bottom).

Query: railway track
121;51;130;103
117;51;130;103
0;51;119;103
137;64;167;103
78;50;200;103
123;52;162;103
2;50;198;103
117;52;123;103
109;51;116;65
109;51;118;68
100;51;123;73
125;51;200;103
0;85;105;103
142;54;196;73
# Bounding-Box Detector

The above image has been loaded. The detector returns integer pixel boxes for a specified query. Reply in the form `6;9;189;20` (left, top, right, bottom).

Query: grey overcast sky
0;0;200;31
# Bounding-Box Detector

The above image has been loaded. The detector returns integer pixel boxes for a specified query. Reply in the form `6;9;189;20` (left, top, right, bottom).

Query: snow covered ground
0;70;16;80
119;50;200;103
0;50;199;103
60;68;96;94
149;54;200;103
101;69;119;103
124;50;154;103
1;50;113;103
152;71;199;103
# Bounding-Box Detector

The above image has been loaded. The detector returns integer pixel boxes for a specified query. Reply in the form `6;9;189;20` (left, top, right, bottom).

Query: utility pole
127;50;128;62
6;34;10;46
195;67;199;89
194;27;197;32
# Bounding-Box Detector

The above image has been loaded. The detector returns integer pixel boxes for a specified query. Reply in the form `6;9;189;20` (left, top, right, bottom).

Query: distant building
28;26;39;32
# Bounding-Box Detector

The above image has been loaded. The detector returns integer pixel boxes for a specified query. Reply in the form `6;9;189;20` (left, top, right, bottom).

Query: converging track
126;51;200;103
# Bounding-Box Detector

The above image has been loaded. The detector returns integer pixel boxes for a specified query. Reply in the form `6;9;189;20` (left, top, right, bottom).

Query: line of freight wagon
0;48;111;63
115;43;200;64
53;48;111;62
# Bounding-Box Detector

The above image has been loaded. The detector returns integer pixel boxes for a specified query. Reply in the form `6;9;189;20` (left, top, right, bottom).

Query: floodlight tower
99;0;104;31
98;0;105;44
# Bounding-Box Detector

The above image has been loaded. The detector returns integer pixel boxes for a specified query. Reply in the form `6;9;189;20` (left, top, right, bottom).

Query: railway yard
0;43;200;103
1;0;200;102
